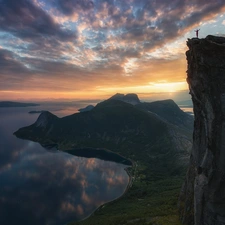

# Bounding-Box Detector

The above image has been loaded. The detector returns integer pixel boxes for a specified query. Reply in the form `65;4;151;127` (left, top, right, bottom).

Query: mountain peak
109;93;140;105
35;111;58;128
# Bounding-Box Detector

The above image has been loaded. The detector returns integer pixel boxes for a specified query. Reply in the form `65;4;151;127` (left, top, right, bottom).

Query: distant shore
0;101;39;108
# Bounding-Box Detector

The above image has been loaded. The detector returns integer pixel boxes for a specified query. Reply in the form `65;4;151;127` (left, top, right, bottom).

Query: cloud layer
0;0;225;99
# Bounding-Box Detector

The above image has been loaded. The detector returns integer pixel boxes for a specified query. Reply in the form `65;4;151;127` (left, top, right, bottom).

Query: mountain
109;93;141;105
34;111;59;130
136;99;193;130
78;104;94;112
179;36;225;225
14;98;192;175
0;101;39;107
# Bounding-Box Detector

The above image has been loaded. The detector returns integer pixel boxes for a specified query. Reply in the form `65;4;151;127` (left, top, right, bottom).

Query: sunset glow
0;0;225;100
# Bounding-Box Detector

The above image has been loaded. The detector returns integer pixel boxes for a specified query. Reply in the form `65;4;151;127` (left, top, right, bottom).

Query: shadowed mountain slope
136;99;193;130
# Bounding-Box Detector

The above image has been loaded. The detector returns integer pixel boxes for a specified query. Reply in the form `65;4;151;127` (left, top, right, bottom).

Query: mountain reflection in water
0;106;129;225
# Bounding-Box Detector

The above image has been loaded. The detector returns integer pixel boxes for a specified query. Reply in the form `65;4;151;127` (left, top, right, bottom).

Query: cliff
179;35;225;225
0;101;39;107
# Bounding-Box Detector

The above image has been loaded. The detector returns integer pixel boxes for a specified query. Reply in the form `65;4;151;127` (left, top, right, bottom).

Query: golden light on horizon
0;81;188;101
96;81;188;94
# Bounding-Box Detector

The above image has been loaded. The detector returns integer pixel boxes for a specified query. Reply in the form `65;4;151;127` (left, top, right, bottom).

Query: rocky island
179;35;225;224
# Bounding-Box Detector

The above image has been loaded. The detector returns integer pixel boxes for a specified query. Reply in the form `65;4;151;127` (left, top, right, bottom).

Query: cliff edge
179;35;225;225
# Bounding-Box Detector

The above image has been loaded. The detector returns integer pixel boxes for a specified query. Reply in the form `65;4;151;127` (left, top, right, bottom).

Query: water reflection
0;106;129;225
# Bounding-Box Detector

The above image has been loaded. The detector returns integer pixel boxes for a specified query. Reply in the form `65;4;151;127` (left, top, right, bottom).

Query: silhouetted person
195;29;200;38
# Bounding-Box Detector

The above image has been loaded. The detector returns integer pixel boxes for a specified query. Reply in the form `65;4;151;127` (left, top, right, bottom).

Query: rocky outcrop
109;93;141;105
179;35;225;224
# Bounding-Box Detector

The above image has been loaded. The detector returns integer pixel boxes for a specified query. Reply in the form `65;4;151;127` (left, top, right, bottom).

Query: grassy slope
14;99;192;225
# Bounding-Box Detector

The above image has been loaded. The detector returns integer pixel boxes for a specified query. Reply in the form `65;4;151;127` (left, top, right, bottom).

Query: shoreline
63;147;133;166
68;160;135;225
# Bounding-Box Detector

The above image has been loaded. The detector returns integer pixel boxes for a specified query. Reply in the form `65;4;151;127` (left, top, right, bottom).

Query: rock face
179;35;225;224
34;111;58;129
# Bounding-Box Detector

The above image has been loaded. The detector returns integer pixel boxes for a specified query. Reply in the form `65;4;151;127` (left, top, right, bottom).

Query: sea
0;102;129;225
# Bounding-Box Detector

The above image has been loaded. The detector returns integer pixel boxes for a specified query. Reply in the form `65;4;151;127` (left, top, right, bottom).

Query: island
0;101;39;107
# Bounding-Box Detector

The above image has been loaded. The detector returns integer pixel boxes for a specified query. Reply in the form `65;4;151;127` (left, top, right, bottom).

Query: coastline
64;147;133;166
67;160;135;225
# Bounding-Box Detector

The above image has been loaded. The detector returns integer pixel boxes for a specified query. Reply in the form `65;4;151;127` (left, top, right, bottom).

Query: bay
0;105;129;225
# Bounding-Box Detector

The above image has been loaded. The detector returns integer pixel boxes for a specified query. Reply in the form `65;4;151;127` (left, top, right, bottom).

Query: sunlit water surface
0;105;129;225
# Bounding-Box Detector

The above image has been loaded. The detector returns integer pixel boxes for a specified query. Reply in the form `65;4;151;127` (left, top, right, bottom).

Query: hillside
136;99;193;131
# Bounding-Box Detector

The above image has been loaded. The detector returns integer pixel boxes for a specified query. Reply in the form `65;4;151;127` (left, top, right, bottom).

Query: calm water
0;106;129;225
179;106;194;116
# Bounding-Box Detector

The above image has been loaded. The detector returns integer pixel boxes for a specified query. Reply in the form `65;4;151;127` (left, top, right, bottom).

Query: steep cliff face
179;35;225;225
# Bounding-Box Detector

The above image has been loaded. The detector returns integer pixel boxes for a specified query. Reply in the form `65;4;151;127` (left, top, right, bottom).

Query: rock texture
179;35;225;225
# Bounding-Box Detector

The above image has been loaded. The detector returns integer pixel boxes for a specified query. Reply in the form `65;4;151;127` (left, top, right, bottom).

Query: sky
0;0;225;101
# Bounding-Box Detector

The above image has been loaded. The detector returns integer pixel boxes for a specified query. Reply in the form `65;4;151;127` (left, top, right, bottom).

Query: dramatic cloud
0;49;30;75
1;0;225;100
56;0;94;15
0;0;76;41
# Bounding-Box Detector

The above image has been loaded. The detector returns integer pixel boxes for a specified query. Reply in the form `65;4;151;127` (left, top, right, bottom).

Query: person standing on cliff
195;29;200;38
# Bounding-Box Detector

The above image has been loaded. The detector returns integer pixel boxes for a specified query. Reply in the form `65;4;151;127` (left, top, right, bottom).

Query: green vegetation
14;99;193;225
69;163;184;225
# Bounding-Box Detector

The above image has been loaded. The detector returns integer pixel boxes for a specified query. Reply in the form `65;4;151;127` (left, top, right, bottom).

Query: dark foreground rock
179;35;225;224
